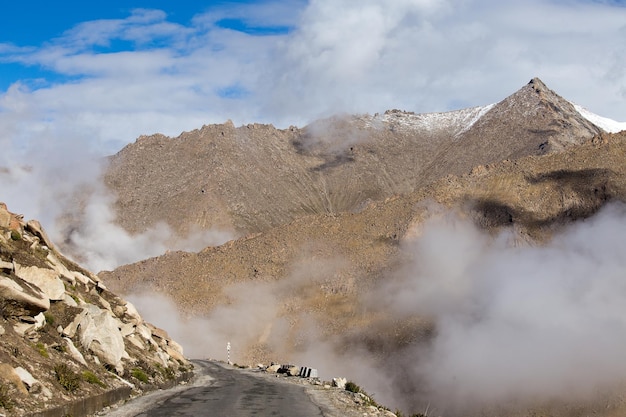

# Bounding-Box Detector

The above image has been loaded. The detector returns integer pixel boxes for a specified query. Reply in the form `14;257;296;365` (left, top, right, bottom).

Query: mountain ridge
95;78;607;250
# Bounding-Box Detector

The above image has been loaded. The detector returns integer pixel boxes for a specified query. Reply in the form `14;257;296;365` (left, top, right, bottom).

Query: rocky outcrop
0;203;192;416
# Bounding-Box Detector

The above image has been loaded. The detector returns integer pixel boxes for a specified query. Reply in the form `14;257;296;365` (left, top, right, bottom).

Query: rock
63;293;79;307
0;275;50;317
266;364;280;373
148;323;169;340
0;260;13;271
77;305;128;372
332;377;347;389
14;367;37;390
33;312;46;329
0;324;4;335
32;382;53;400
63;314;82;338
136;323;153;340
124;301;143;324
168;339;184;356
63;337;87;366
72;271;92;285
166;345;186;363
26;220;56;251
13;322;34;336
0;203;11;228
14;264;65;301
0;363;28;395
119;322;135;337
287;366;300;376
126;334;145;350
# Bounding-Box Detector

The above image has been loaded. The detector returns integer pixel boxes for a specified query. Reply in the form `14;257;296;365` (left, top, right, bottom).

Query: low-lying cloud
131;203;626;415
368;203;626;413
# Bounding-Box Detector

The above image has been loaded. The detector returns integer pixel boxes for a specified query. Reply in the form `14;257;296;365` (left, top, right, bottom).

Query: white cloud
0;0;625;269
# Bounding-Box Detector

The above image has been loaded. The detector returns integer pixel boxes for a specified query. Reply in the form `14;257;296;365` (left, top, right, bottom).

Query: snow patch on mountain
572;103;626;133
356;104;495;136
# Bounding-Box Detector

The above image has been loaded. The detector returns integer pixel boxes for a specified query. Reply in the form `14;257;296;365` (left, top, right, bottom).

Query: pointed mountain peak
528;77;548;91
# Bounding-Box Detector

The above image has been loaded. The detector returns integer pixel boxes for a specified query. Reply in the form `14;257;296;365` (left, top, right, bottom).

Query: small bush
44;312;55;325
155;363;175;380
82;371;106;388
131;368;149;383
52;344;67;353
54;363;81;392
345;381;361;393
35;342;49;358
10;230;21;241
0;384;12;410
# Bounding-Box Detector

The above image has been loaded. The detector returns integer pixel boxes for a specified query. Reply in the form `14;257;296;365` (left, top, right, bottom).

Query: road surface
100;360;330;417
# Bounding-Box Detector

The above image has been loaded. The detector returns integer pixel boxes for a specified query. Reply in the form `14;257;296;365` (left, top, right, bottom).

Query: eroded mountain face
102;78;601;239
0;203;191;416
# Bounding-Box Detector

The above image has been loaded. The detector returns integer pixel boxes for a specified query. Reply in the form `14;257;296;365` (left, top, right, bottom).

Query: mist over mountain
80;78;626;415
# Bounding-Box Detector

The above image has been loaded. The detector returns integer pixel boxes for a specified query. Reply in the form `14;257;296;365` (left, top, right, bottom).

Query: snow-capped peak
572;103;626;133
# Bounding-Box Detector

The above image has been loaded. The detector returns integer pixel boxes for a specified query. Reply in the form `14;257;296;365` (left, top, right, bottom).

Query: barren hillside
103;78;601;237
95;78;626;416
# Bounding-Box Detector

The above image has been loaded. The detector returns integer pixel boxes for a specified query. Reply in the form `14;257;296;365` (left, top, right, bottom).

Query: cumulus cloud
0;0;625;272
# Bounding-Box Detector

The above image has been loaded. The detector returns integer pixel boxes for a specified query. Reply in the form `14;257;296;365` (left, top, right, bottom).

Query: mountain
94;78;626;415
0;203;191;416
101;78;602;239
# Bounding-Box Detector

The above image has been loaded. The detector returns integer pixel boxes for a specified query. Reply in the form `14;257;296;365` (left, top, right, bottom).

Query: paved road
104;360;327;417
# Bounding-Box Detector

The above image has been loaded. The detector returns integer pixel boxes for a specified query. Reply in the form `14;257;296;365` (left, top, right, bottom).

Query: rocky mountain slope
101;78;602;239
0;203;191;416
101;130;626;416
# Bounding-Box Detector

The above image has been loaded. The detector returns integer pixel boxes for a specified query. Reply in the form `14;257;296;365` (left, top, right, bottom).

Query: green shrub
44;312;55;325
0;384;12;410
54;363;81;392
131;368;149;383
52;344;67;353
35;342;49;358
345;381;361;393
10;230;21;241
82;371;106;388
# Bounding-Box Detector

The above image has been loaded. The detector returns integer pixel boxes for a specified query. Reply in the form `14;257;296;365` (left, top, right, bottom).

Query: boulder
14;264;65;301
26;220;56;251
63;337;87;366
46;253;75;284
332;377;347;389
119;322;135;337
72;271;92;285
77;304;127;372
0;363;28;395
0;260;13;271
166;345;186;363
126;334;145;350
0;203;11;228
63;313;82;338
0;275;50;317
62;293;79;307
124;301;143;324
33;312;46;329
266;364;280;373
14;367;37;390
